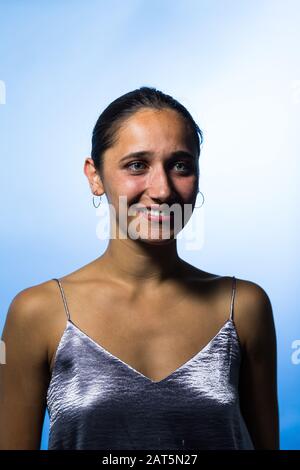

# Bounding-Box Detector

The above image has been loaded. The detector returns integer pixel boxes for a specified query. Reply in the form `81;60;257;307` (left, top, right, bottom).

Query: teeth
151;210;166;216
140;208;169;216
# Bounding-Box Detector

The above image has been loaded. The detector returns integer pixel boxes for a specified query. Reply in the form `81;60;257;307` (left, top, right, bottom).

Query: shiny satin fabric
46;317;255;450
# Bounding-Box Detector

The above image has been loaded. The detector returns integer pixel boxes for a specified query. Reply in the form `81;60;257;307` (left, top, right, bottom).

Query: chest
49;293;231;383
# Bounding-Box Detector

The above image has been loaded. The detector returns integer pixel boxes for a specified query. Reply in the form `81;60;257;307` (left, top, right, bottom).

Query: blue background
0;0;299;450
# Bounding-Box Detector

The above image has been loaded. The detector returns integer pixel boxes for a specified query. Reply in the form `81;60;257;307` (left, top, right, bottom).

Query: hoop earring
195;190;205;208
92;194;102;208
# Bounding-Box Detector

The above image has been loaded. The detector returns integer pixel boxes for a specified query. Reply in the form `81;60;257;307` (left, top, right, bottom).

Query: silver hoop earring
195;190;205;208
92;194;102;208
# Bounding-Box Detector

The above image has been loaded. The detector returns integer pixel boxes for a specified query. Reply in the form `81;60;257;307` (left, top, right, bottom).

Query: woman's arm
237;280;280;450
0;288;50;449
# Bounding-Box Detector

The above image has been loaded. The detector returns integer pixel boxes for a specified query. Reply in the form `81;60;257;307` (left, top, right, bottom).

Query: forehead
112;108;196;154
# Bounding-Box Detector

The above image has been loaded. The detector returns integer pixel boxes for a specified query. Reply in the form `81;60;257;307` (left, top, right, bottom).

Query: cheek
106;176;145;209
122;178;145;194
107;174;197;207
174;177;198;201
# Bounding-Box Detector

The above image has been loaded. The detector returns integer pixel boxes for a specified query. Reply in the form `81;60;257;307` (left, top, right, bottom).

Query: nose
146;164;174;202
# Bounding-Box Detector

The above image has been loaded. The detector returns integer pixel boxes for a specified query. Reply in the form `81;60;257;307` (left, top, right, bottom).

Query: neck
99;237;184;289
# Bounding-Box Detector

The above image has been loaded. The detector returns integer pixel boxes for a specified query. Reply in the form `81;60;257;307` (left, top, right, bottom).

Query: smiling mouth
137;207;174;222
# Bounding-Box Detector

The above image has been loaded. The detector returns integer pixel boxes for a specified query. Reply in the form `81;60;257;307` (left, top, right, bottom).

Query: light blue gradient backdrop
0;0;299;450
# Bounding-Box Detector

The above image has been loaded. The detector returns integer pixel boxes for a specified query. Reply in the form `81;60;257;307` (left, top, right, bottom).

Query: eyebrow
119;150;196;163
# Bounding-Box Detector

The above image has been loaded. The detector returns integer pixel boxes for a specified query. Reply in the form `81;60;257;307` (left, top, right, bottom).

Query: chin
137;236;175;245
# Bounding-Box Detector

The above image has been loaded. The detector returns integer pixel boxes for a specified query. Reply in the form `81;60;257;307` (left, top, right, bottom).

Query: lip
137;205;164;211
138;207;174;223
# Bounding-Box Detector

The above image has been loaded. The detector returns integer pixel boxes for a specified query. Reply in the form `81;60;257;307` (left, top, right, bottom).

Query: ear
83;157;105;195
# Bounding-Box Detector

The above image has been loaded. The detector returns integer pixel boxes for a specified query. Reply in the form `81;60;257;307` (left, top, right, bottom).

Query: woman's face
92;107;199;243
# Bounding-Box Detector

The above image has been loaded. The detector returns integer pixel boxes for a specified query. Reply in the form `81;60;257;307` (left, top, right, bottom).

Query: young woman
0;87;279;450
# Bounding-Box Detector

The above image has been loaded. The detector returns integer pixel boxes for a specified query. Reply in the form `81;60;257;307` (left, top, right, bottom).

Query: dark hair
91;86;204;175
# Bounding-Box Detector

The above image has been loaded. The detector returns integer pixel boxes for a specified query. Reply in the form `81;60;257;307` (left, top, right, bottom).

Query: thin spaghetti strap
229;276;237;322
52;278;71;321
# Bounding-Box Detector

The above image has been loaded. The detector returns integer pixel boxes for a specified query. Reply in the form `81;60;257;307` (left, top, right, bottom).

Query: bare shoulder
233;277;277;356
2;280;60;362
185;269;277;356
4;280;57;328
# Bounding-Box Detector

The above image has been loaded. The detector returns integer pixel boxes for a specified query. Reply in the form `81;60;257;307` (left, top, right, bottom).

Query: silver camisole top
46;276;255;450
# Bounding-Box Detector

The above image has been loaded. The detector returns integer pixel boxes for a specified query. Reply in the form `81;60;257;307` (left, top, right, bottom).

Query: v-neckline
66;318;234;385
